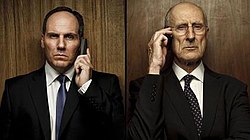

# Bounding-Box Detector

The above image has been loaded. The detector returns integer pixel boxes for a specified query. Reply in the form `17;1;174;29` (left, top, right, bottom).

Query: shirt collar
45;61;75;86
172;61;204;82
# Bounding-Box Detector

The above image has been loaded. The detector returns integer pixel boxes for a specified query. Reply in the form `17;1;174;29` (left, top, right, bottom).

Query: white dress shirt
172;62;204;116
45;62;92;140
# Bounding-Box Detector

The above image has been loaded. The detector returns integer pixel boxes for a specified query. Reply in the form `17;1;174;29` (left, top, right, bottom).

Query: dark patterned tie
183;74;202;136
56;75;67;140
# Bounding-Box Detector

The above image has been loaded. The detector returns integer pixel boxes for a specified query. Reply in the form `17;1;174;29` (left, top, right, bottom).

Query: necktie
56;75;67;140
183;74;202;136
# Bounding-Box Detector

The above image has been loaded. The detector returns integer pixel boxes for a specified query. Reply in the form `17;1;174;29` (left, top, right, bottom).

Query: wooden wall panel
14;0;44;74
127;0;250;115
0;0;125;105
0;0;17;100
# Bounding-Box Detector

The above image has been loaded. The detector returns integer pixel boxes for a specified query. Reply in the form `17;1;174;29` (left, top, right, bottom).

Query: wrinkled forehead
169;3;206;25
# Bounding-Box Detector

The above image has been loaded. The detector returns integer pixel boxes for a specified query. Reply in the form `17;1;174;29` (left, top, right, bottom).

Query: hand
148;27;172;74
74;48;94;87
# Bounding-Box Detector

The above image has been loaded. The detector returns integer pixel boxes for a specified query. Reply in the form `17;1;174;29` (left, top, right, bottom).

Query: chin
53;61;71;68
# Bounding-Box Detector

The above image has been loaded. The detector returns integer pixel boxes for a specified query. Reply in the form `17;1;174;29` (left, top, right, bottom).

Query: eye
64;34;76;40
193;24;204;30
176;24;187;31
47;33;59;39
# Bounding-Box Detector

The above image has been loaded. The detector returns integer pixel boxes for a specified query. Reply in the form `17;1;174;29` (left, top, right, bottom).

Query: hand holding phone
148;27;172;74
75;38;93;87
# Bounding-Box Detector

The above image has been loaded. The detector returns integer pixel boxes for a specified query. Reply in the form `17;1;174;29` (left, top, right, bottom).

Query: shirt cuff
78;79;92;95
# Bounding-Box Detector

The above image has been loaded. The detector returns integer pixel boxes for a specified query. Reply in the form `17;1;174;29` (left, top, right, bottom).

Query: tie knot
57;75;67;84
183;74;195;85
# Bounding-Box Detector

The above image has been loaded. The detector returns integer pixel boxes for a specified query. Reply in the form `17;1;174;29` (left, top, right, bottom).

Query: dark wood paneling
0;0;17;99
127;0;250;115
0;0;125;104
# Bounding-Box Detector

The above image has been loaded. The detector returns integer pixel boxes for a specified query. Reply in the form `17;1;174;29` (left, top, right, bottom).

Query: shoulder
220;73;245;84
205;67;247;89
5;67;44;87
92;70;118;79
91;70;120;86
92;70;119;81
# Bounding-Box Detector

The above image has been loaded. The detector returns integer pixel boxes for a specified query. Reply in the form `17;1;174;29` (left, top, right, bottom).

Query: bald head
165;2;207;27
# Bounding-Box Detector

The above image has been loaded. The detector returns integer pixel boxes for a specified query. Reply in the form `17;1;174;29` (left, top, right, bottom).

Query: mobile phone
80;38;88;55
165;34;172;50
164;26;172;50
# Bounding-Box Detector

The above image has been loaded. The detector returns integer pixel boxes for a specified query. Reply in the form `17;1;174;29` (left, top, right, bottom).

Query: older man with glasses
128;2;250;140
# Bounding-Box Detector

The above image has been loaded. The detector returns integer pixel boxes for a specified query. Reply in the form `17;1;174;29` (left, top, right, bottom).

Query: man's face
41;11;80;73
169;4;208;64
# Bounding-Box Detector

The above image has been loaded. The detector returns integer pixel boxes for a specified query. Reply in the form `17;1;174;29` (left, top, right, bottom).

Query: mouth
54;53;67;58
183;46;198;50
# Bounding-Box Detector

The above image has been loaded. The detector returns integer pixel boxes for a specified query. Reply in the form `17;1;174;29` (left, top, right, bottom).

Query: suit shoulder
219;74;246;87
92;70;119;80
206;67;246;87
5;68;43;86
209;71;246;89
91;70;120;88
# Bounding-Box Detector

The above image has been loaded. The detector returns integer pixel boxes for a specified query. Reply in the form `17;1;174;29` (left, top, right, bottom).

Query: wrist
148;65;161;75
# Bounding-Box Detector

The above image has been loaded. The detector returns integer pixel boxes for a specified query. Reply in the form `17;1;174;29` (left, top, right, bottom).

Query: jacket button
150;96;155;102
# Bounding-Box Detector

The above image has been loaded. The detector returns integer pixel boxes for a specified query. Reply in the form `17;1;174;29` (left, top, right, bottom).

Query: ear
205;26;209;38
41;34;45;48
206;27;209;32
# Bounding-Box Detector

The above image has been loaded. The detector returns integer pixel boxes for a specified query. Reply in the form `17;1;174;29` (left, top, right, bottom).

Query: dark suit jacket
0;67;124;140
128;67;250;140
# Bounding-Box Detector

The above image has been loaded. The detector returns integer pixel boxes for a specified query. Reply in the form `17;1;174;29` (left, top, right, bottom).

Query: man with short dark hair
128;2;250;140
0;6;124;140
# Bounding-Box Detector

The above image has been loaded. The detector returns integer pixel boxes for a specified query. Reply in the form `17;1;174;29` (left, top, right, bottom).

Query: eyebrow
175;21;204;26
46;32;78;36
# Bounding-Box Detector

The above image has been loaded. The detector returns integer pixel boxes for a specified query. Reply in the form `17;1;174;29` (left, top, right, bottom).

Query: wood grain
0;0;125;105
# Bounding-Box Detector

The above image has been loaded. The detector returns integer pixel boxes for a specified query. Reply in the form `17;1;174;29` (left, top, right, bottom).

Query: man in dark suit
0;6;124;140
128;2;250;140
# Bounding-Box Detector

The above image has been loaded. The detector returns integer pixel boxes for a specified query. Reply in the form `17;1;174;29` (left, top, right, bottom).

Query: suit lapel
59;77;79;136
28;67;51;140
163;70;199;140
202;68;222;137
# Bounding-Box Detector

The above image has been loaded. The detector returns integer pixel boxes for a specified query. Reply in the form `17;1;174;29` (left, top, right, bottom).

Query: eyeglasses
169;23;207;35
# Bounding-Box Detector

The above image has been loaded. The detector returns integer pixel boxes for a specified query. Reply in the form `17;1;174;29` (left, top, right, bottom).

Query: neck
174;59;201;73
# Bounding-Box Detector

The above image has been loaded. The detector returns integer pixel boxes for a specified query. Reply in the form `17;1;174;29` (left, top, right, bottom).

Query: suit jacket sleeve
82;72;124;140
225;82;250;140
0;80;11;140
128;74;165;140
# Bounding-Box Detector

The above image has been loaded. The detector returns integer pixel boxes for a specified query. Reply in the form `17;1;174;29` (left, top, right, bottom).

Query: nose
58;35;66;49
186;26;195;42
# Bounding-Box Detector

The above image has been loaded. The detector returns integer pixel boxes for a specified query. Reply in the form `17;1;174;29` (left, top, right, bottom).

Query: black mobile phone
80;38;88;55
164;26;172;50
165;34;172;50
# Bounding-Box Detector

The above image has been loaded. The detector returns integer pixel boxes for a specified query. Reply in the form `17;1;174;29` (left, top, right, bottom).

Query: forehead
170;3;205;25
46;11;79;33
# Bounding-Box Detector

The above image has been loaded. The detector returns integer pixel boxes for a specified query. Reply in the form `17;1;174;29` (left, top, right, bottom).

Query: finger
153;27;173;40
149;28;172;49
77;57;94;69
77;49;92;64
78;56;93;67
86;48;91;61
74;62;81;74
154;33;168;49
